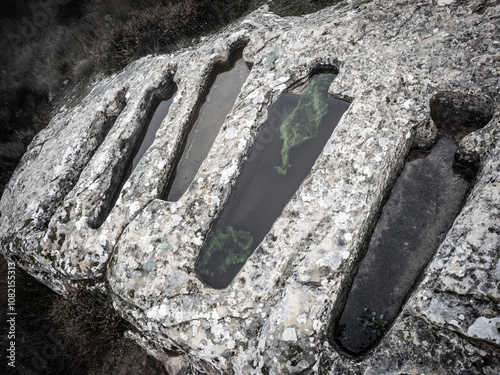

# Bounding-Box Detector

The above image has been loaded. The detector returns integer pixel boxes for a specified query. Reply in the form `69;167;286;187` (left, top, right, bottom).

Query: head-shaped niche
430;91;493;144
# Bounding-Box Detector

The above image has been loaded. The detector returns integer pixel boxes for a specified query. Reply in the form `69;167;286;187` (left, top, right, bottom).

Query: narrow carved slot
162;47;251;202
329;92;493;356
195;71;350;289
88;80;177;230
130;97;175;171
26;88;128;233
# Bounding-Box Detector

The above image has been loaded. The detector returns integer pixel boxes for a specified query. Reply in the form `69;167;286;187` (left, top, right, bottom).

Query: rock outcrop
1;0;499;373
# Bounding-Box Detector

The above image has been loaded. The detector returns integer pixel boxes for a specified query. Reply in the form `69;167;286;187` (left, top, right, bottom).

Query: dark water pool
195;74;350;289
332;137;470;354
131;98;174;170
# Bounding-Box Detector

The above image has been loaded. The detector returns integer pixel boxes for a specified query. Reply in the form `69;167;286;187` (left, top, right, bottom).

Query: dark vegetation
0;258;168;374
269;0;344;17
0;0;345;372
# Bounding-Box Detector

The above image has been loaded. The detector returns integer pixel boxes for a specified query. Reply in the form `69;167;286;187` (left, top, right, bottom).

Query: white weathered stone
467;317;500;345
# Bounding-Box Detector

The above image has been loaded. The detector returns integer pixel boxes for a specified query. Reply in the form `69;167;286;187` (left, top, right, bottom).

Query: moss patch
14;237;22;248
286;344;304;366
58;233;66;247
48;229;57;243
275;74;333;175
22;218;34;229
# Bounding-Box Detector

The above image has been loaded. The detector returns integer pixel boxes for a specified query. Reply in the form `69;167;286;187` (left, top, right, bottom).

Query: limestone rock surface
1;0;499;373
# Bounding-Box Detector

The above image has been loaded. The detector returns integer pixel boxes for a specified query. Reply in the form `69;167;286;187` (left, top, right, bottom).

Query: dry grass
1;0;259;94
49;287;129;354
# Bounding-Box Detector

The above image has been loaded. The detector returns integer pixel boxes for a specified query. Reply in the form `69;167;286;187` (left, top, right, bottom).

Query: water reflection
89;84;176;230
195;74;350;289
164;50;251;201
131;99;174;170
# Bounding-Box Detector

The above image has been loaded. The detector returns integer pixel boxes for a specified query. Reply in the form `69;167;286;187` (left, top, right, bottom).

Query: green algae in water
275;74;332;175
196;74;350;289
199;226;253;278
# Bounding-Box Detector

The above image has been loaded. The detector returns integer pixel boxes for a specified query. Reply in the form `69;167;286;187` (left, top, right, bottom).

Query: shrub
100;0;256;71
50;287;129;348
0;85;48;143
0;260;167;375
0;141;26;166
101;1;199;70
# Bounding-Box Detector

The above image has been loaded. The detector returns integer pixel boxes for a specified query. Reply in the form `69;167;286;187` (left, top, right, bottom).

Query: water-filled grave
89;83;177;229
330;92;493;355
195;73;350;289
163;48;251;201
131;99;175;170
